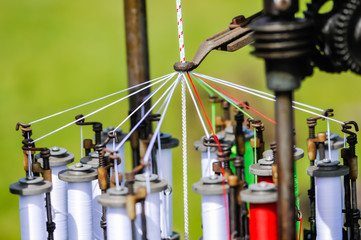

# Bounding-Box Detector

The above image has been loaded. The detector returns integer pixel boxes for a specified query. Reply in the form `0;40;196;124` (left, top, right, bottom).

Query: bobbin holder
75;114;103;153
341;121;360;240
247;118;265;161
21;141;55;240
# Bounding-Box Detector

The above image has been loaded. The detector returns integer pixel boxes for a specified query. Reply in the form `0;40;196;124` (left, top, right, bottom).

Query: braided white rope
181;74;189;240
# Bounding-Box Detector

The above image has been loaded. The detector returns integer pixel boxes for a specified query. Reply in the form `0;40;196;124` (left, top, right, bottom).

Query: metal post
275;91;296;239
124;0;151;167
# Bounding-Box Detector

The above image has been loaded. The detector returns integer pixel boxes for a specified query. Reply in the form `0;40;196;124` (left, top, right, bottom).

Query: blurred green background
1;0;361;239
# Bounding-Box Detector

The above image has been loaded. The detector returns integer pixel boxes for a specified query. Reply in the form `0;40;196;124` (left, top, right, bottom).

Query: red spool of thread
257;176;273;183
241;182;278;240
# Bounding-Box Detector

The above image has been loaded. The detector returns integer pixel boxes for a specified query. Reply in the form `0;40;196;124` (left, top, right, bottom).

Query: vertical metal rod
275;91;296;240
124;0;151;168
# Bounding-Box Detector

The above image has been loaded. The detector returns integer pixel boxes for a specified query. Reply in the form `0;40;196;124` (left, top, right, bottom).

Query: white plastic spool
325;133;344;163
133;174;167;240
10;176;52;240
37;146;74;240
59;163;97;240
80;151;107;240
307;160;349;240
156;132;179;238
98;188;132;240
193;175;230;240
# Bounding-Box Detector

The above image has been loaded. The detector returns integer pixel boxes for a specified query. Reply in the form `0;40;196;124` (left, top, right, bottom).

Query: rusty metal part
75;114;103;145
174;12;262;72
247;118;265;159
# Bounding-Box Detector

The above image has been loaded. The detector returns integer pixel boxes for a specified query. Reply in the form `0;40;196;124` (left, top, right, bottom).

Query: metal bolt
51;146;60;152
210;175;218;180
274;0;291;11
75;163;83;168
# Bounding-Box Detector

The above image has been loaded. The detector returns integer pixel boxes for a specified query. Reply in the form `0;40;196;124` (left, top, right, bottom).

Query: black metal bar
124;0;151;168
275;91;296;240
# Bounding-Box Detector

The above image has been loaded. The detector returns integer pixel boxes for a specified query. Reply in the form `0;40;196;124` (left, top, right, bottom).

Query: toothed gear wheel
334;0;361;74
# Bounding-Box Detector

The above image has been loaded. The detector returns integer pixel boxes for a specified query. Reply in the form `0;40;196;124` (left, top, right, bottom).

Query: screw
75;163;83;168
51;146;60;152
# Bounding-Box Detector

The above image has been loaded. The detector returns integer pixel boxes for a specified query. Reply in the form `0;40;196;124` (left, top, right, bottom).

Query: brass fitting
126;187;147;221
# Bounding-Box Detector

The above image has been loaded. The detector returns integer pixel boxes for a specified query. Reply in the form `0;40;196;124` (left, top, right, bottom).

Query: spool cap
155;132;179;149
192;175;229;195
240;182;278;203
98;187;129;208
58;163;97;182
133;173;168;193
36;146;75;167
249;155;273;176
263;146;304;160
9;176;52;196
307;159;349;177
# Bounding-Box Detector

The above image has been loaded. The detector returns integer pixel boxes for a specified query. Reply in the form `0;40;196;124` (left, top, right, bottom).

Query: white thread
201;151;218;177
112;73;175;133
107;207;132;240
135;193;162;240
31;77;165;143
315;177;343;240
344;133;347;148
80;126;83;159
29;73;175;124
193;72;346;124
51;165;68;240
158;147;173;238
182;73;210;138
114;76;180;152
327;119;332;160
19;194;47;240
201;195;229;240
67;182;93;240
193;72;324;112
143;77;180;193
91;180;103;240
181;75;189;240
28;150;33;178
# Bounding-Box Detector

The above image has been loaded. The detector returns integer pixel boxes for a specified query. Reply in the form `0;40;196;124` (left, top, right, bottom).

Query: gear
334;0;361;74
304;0;361;75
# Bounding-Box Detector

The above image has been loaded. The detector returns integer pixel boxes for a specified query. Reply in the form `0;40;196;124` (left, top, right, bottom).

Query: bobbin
58;163;98;182
263;146;304;160
132;174;168;240
36;146;74;167
307;159;349;178
155;132;180;240
10;176;52;196
240;181;278;203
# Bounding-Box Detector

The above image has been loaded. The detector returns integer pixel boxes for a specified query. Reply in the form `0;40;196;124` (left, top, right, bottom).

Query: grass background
1;1;361;239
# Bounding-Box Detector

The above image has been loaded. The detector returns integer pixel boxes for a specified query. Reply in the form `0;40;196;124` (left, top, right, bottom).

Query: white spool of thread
10;176;52;240
307;160;349;240
156;132;179;238
98;188;132;240
133;174;168;240
80;151;106;239
59;163;97;240
37;146;74;240
192;175;229;240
